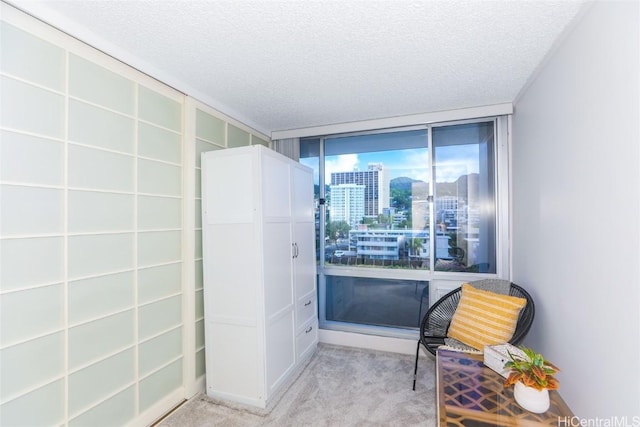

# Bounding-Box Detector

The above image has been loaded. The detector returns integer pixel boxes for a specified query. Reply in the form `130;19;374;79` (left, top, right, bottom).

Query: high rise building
331;163;390;218
329;184;365;228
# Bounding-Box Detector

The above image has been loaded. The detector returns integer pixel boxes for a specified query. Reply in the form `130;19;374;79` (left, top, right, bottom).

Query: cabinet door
291;163;314;221
293;220;316;299
291;163;316;299
262;151;291;219
263;221;294;319
265;309;295;393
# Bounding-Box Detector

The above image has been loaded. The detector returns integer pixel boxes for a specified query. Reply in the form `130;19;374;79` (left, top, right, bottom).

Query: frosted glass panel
195;231;203;259
195;139;222;168
138;230;181;266
1;22;64;91
138;122;181;164
69;54;134;114
195;289;204;319
195;349;205;378
68;233;134;278
139;359;182;412
0;332;64;401
195;319;205;349
138;196;182;230
139;327;182;376
138;159;181;196
195;168;202;196
1;185;63;236
68;349;134;416
138;263;181;304
0;237;63;291
196;109;224;144
69;310;134;369
0;284;63;346
0;379;64;427
0;16;188;427
68;145;134;192
139;295;182;340
69;99;134;153
194;260;203;290
68;191;134;233
1;76;64;137
228;124;250;148
1;131;63;185
195;199;202;229
69;271;134;324
69;386;135;427
252;135;269;147
138;86;181;131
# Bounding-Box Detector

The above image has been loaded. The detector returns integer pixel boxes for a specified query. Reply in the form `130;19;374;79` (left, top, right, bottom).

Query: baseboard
132;387;185;427
318;329;417;355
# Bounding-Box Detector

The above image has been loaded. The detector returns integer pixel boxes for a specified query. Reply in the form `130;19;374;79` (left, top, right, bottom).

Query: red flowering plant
504;347;560;391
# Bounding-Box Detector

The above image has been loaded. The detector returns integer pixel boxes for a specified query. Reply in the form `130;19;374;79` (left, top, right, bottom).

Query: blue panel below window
325;276;428;329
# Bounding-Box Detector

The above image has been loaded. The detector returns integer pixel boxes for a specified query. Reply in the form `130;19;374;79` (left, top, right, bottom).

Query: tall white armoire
201;145;318;409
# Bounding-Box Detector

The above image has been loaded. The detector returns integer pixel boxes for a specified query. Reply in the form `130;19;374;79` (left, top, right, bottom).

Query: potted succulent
504;347;560;413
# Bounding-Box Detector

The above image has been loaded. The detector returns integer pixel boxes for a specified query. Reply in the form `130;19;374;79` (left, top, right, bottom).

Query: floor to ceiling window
299;118;505;338
432;121;497;273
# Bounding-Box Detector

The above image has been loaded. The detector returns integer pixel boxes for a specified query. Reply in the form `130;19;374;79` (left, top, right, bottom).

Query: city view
301;145;494;273
299;123;497;330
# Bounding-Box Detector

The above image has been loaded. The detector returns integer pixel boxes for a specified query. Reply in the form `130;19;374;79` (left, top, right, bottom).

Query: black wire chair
412;280;535;390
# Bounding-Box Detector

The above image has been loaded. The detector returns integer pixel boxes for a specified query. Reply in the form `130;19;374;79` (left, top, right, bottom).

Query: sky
301;146;480;185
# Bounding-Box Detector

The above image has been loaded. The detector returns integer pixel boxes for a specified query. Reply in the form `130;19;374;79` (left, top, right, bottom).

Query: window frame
300;115;510;339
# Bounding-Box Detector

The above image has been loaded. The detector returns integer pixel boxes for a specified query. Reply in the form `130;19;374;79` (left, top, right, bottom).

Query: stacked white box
483;343;527;378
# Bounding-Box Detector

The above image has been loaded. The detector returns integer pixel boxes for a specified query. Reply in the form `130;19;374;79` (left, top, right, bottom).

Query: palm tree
409;237;423;257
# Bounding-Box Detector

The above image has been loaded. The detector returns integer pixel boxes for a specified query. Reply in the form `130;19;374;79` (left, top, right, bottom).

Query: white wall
512;1;639;418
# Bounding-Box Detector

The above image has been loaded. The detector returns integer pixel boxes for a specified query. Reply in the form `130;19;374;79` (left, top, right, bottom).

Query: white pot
513;381;550;413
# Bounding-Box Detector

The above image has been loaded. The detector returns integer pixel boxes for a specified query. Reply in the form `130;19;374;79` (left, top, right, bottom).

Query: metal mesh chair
412;280;535;390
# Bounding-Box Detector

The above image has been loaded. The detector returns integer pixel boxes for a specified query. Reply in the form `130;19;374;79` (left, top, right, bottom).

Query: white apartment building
329;184;365;228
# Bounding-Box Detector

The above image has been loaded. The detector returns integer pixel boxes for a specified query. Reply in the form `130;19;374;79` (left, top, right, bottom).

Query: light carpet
160;343;436;426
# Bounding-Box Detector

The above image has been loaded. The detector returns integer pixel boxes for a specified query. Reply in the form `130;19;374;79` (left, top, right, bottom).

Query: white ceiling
9;0;586;135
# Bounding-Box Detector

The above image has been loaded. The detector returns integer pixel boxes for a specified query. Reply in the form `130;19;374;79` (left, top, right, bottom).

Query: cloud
435;160;471;183
384;149;430;182
325;154;359;183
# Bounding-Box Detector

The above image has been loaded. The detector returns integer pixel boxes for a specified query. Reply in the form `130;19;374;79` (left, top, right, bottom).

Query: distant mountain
390;176;422;192
391;174;479;199
435;173;479;198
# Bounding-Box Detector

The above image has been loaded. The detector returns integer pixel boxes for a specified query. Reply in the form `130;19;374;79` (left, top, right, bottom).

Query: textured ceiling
9;0;585;135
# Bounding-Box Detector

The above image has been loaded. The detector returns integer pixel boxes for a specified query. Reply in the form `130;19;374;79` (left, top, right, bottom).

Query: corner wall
512;1;639;417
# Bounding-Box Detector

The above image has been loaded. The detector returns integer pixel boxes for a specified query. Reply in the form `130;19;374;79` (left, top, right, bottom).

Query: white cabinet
201;145;317;409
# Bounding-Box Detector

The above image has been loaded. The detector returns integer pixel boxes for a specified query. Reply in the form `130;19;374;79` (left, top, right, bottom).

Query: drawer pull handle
305;326;313;334
304;300;312;306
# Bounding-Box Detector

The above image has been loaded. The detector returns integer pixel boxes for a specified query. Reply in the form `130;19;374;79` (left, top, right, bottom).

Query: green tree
409;237;424;257
361;217;376;225
326;221;351;242
391;188;411;210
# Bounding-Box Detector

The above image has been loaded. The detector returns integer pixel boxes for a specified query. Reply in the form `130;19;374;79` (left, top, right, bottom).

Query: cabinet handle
305;326;313;334
304;300;312;307
292;243;296;258
295;243;299;258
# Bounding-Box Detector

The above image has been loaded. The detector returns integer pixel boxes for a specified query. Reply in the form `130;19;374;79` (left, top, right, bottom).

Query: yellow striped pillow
447;283;526;351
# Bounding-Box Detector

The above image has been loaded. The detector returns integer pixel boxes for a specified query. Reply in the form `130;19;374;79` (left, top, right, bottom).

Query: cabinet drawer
296;319;317;360
296;294;317;329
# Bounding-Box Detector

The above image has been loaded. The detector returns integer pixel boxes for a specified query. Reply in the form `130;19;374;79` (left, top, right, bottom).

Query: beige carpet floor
160;343;436;427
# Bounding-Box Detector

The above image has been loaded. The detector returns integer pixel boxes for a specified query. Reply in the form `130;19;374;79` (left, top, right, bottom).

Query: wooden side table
436;349;573;426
